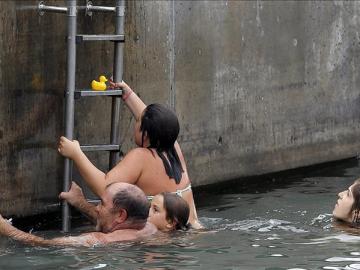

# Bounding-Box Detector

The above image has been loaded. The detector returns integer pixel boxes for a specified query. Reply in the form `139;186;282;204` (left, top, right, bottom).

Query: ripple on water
270;253;284;257
312;234;360;244
79;264;107;270
323;264;360;270
216;218;307;233
323;257;360;270
326;257;360;262
199;217;229;229
310;213;333;229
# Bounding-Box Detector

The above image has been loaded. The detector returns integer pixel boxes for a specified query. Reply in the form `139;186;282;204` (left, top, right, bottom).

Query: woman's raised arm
109;81;146;121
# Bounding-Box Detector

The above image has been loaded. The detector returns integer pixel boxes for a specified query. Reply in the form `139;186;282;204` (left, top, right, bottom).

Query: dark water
1;159;360;270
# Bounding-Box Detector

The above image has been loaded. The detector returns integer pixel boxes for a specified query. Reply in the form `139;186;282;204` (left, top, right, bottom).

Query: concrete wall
0;0;116;216
123;0;360;186
1;0;360;216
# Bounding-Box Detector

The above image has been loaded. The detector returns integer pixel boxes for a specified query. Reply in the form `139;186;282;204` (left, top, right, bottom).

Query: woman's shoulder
125;147;155;160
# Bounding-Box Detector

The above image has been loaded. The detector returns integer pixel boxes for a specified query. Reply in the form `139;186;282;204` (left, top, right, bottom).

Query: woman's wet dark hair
351;181;360;226
162;192;190;230
140;104;184;184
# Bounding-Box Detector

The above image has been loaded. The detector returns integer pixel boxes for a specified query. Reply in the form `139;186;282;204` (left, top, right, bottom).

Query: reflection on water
1;159;360;269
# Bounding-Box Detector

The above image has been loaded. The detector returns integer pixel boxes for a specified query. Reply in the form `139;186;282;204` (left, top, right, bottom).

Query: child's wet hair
161;192;190;230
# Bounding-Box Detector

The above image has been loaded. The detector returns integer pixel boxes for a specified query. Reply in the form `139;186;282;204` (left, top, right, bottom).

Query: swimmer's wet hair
162;192;190;231
112;185;150;225
351;180;360;227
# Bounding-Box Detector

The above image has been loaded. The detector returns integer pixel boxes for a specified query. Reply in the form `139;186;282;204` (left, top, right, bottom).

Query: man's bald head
106;182;149;226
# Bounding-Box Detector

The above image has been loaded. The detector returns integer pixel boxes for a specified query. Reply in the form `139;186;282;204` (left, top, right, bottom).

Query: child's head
333;179;360;226
148;192;190;232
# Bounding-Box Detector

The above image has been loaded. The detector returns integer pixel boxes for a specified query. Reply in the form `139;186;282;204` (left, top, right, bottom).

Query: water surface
1;159;360;270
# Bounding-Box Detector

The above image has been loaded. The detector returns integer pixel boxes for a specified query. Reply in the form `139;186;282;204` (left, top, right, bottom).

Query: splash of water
215;218;307;233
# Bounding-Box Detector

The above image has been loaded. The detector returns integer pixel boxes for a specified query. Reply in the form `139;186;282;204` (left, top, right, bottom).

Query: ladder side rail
109;0;125;168
62;0;77;233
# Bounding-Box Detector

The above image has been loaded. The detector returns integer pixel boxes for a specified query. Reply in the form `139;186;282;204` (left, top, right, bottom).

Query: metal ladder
38;0;125;232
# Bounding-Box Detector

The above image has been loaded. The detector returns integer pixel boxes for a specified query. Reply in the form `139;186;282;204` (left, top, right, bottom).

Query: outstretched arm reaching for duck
109;80;146;121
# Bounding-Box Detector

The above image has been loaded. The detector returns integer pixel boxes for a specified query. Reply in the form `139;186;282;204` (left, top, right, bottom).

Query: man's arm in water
0;214;106;247
0;215;157;247
59;181;97;224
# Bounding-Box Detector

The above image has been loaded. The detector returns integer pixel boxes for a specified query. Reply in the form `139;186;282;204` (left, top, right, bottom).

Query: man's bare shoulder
101;222;157;244
138;222;158;237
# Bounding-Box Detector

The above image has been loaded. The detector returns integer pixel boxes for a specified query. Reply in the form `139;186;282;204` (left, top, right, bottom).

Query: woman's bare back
129;145;200;228
135;148;190;195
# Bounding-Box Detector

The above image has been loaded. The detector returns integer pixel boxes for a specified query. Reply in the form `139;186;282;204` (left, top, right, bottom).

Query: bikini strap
175;184;192;197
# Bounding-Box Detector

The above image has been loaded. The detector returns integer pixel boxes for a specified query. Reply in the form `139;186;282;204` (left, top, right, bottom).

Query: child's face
148;195;173;232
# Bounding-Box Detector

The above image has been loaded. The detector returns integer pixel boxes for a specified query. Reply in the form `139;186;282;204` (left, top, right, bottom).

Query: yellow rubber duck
91;75;108;91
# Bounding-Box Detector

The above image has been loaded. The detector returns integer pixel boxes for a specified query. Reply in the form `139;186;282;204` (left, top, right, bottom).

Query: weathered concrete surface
123;1;360;186
0;0;116;216
1;0;360;216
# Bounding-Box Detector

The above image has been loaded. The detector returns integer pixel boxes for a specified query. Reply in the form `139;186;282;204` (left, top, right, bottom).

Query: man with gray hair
0;182;157;246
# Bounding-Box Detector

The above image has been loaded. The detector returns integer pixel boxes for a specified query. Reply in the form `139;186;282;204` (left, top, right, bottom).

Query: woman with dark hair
332;179;360;227
58;81;201;228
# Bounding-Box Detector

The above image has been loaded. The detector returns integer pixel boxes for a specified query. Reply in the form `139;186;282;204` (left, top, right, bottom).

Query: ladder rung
86;199;101;204
80;144;120;152
75;89;123;99
76;34;125;43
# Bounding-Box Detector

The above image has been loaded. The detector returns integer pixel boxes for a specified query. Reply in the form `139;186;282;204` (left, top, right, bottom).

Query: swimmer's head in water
333;179;360;226
148;193;189;232
137;104;184;183
95;183;149;233
351;181;360;225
